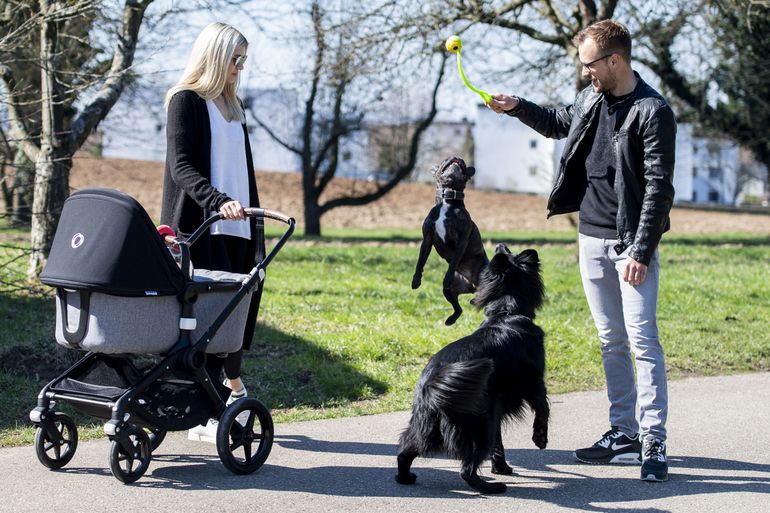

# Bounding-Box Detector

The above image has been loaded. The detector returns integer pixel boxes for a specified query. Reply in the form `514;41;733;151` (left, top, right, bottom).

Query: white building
472;106;563;194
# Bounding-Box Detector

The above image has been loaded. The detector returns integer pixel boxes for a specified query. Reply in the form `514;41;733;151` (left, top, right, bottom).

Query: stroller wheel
144;427;166;452
108;425;152;483
216;397;274;475
35;412;78;469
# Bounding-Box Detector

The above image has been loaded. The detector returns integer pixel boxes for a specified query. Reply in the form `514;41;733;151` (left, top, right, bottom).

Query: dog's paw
483;482;508;494
491;460;513;475
395;472;417;485
532;428;548;449
445;312;461;325
465;477;507;494
411;276;422;289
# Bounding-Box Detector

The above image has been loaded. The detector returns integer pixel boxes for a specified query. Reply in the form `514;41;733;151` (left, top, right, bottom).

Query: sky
130;0;554;123
120;0;709;127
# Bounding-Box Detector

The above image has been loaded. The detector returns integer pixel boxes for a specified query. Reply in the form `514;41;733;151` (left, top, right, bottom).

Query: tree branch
0;64;40;162
319;54;447;213
69;0;153;149
251;114;302;155
597;0;619;21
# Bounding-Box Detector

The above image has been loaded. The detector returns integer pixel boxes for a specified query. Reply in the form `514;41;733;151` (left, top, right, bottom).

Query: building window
529;139;537;149
708;166;722;180
529;165;538;177
708;190;720;202
342;151;352;161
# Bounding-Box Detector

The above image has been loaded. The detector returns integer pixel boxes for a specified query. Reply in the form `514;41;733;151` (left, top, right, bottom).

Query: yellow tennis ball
445;35;462;53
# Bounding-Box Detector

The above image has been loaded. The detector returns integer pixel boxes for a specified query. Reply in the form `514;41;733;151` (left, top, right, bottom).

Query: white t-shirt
206;99;251;240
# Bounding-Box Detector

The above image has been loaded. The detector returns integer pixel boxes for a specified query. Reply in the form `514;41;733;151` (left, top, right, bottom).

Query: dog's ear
466;166;476;178
516;249;539;266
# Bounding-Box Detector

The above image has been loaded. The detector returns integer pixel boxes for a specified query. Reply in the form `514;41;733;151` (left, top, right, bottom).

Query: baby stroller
30;188;294;483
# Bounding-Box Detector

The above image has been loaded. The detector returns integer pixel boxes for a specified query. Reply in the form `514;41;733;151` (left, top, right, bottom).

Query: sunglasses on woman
232;54;247;67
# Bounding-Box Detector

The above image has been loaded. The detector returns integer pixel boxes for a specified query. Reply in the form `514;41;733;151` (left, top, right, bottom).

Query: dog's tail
421;359;494;416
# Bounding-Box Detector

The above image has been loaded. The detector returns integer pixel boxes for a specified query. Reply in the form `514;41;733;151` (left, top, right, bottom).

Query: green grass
1;223;768;446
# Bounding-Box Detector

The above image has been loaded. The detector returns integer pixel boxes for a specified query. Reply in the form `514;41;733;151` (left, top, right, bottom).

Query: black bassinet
40;188;250;354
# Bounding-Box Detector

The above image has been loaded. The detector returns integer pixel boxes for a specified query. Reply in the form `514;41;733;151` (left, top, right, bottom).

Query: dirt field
67;155;770;235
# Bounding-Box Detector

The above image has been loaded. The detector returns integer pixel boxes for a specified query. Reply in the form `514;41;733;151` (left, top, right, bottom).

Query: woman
161;22;263;442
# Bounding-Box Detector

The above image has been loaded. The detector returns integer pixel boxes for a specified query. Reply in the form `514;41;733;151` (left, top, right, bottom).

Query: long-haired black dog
396;244;549;494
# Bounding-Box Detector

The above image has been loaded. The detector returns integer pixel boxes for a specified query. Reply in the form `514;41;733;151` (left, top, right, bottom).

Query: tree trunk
27;147;69;278
303;191;322;236
28;0;68;280
11;149;34;225
24;0;151;279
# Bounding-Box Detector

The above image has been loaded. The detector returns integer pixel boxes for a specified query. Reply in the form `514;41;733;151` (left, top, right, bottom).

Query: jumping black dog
412;156;488;325
396;244;549;494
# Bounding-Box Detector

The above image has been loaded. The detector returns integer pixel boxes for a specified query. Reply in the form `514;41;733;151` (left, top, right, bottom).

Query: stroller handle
245;207;294;225
185;207;295;247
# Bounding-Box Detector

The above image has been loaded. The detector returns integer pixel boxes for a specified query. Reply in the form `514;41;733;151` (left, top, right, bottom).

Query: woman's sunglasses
232;54;247;67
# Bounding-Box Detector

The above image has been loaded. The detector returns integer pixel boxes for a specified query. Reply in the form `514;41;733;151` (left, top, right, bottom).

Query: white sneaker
188;419;218;443
228;387;249;426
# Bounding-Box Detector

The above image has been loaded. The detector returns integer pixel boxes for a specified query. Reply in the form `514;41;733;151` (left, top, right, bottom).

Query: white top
206;99;251;240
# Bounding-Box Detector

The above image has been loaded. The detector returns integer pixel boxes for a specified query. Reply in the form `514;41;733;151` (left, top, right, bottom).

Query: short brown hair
574;19;632;61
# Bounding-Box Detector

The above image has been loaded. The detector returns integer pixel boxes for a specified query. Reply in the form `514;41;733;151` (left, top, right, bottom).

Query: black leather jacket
509;73;676;265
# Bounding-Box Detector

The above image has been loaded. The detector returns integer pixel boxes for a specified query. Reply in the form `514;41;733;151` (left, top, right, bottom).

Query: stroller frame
30;189;294;483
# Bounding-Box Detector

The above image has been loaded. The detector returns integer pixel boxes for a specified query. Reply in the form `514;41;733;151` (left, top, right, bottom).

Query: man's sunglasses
580;54;612;70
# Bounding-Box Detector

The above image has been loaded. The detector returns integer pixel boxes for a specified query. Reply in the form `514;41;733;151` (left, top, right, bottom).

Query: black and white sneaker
575;427;642;464
641;437;668;482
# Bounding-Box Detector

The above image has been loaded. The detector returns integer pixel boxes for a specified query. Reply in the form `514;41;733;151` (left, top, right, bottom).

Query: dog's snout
440;156;466;174
495;243;509;254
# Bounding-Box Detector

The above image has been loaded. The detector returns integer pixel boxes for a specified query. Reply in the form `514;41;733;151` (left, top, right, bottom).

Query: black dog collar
436;188;465;201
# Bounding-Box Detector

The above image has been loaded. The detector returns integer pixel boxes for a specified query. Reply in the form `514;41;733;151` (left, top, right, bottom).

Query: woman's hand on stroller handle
215;205;293;225
219;200;246;220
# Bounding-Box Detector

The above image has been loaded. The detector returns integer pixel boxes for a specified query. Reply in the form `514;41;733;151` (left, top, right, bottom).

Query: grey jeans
578;234;668;442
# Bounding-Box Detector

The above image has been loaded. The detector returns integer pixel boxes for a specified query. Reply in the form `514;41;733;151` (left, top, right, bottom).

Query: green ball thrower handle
456;51;492;104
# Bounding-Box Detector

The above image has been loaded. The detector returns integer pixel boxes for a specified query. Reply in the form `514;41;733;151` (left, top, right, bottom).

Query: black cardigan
161;90;261;269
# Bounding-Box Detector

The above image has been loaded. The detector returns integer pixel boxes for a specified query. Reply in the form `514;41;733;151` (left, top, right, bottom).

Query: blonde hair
165;22;248;123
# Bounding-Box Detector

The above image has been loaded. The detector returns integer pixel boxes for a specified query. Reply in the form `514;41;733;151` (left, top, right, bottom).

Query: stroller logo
71;233;85;249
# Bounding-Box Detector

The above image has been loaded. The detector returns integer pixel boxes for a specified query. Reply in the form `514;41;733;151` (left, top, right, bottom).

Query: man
488;19;675;482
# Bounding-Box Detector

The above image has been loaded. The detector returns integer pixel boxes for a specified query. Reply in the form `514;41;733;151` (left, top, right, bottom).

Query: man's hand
623;257;648;286
219;200;246;220
486;93;519;114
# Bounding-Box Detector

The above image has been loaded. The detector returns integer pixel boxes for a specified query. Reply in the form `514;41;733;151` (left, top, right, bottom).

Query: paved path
2;373;768;513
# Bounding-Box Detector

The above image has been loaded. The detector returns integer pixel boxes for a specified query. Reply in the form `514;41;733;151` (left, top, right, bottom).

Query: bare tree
634;0;770;183
404;0;770;184
395;0;623;92
0;0;153;279
248;1;447;236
